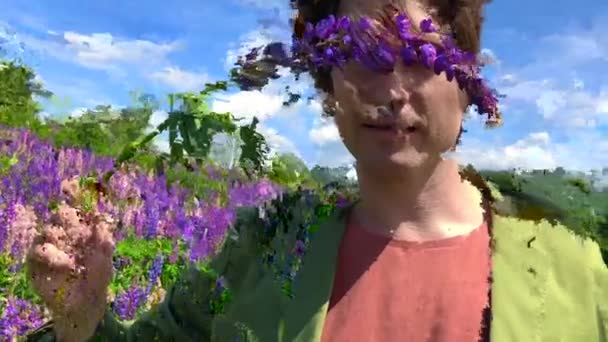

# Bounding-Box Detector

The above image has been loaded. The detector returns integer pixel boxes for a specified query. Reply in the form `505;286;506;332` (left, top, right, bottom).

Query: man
27;0;607;341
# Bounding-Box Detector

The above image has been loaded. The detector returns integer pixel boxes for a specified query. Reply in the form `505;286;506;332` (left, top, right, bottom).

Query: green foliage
565;177;592;194
111;234;188;292
0;255;40;303
112;82;272;195
0;152;18;175
238;117;269;178
310;165;349;185
0;60;51;130
49;103;157;157
268;153;315;190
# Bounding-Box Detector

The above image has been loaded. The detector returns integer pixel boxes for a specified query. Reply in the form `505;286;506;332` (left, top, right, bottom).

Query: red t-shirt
322;212;492;342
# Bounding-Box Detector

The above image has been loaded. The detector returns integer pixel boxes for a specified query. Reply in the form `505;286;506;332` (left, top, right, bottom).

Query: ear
321;92;338;118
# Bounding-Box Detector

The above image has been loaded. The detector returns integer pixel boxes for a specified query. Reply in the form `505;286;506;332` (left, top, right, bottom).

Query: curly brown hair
290;0;492;95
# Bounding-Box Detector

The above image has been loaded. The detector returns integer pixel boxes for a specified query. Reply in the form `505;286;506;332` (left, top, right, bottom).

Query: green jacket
29;179;608;342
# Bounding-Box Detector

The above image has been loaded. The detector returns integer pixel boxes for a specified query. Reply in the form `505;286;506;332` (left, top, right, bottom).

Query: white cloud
491;14;608;138
346;167;358;181
537;30;608;67
480;48;500;66
597;89;608;114
148;67;211;92
308;99;323;115
210;65;318;124
498;76;608;129
499;73;517;85
211;91;285;122
234;0;282;9
449;129;608;172
223;29;273;71
62;31;181;69
148;110;168;130
38;111;51;120
69;107;88;118
215;27;319;124
535;90;567;119
258;125;301;158
231;0;294;33
153;137;170;153
309;120;340;145
312;138;354;168
19;29;182;76
447;131;556;171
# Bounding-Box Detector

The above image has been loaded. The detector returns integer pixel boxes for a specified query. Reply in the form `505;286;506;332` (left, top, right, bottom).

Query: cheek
424;82;465;146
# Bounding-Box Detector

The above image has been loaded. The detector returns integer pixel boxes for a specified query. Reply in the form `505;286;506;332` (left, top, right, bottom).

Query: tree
268;152;314;189
553;166;566;176
310;165;352;186
49;98;158;158
0;60;52;130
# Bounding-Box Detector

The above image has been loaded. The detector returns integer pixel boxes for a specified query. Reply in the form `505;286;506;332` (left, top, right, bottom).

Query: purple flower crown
290;5;503;125
229;5;502;126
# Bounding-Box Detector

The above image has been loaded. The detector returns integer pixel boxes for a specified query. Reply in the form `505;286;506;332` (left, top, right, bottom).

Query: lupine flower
145;254;164;295
0;297;45;340
112;284;146;321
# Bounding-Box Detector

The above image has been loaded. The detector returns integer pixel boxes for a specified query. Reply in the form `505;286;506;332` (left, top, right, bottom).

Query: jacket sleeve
26;207;262;342
593;247;608;341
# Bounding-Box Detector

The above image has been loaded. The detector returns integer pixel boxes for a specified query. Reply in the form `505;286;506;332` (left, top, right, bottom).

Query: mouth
362;123;418;133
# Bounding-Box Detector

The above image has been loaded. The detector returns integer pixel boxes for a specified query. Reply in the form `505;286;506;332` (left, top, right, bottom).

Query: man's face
330;0;469;175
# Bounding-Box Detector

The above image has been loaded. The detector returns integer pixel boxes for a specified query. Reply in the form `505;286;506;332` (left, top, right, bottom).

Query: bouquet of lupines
0;126;286;338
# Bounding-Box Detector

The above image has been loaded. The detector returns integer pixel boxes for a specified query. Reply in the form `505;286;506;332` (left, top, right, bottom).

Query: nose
388;88;410;113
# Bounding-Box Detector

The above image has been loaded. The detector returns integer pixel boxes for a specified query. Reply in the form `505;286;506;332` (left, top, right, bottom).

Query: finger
28;233;46;251
29;243;75;272
88;216;104;244
90;218;115;252
41;225;66;246
98;236;115;258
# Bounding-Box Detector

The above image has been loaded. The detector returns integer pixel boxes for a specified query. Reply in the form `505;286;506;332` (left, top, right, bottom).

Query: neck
353;157;484;241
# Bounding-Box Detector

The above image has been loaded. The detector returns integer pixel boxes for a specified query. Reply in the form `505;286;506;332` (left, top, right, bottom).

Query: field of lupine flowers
0;126;298;339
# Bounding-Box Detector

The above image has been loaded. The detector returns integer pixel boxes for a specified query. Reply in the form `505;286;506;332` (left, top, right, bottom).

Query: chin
356;150;432;174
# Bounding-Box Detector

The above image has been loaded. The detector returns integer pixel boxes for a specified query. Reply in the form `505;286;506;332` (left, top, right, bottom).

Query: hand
26;200;115;342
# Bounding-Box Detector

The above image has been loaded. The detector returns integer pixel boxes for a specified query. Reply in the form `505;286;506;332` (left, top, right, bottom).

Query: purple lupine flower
113;284;146;320
400;45;418;65
433;54;454;81
169;239;180;264
133;209;145;237
0;297;45;340
314;15;337;40
419;43;437;69
144;200;160;239
146;254;164;295
419;18;436;33
395;13;412;40
335;195;350;208
293;239;306;258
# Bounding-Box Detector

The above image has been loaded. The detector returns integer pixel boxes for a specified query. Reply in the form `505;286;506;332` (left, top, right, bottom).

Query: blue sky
1;0;607;174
